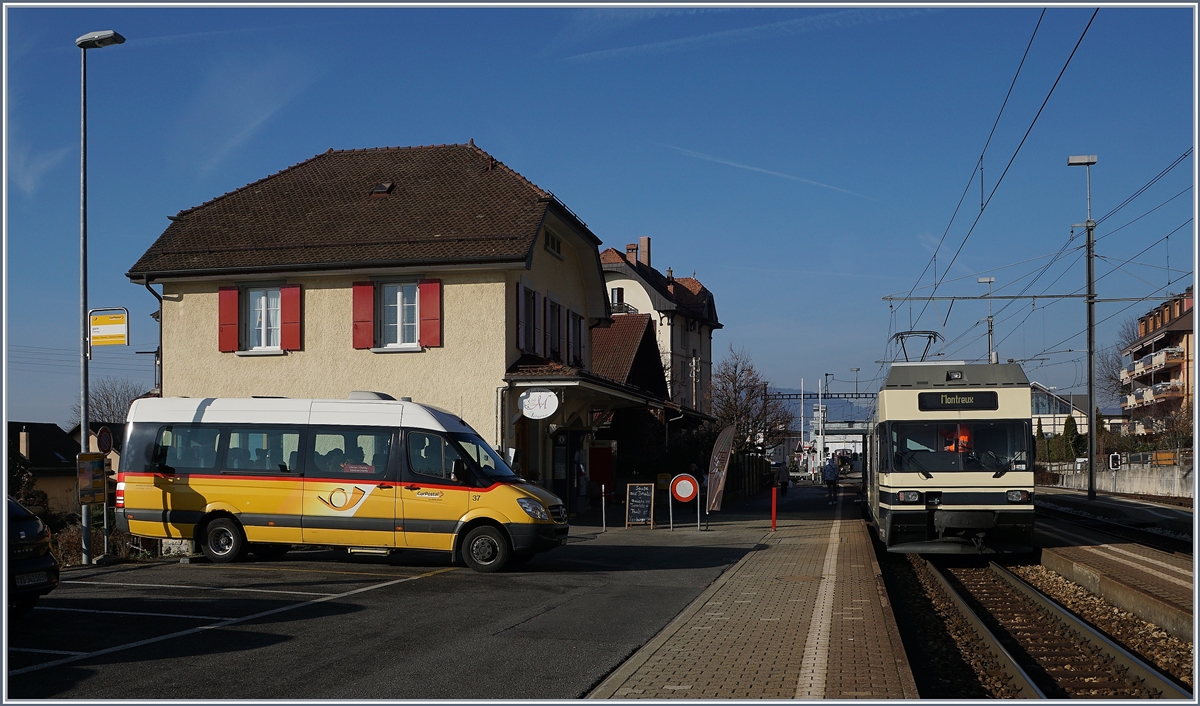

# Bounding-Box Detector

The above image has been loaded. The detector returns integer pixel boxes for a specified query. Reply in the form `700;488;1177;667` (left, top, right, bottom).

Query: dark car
8;497;59;614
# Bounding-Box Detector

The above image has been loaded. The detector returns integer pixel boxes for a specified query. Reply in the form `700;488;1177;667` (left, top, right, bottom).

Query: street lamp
978;277;996;363
850;368;860;395
1068;154;1097;501
76;29;125;565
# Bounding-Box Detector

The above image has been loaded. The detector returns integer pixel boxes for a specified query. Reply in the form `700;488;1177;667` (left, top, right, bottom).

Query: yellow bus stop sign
90;312;128;346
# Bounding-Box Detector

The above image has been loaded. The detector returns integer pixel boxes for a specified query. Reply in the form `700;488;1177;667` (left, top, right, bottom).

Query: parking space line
195;565;416;578
63;580;334;597
36;606;234;621
9;567;455;677
9;648;87;656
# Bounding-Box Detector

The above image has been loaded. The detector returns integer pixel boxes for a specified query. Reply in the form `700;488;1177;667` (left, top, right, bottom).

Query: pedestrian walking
822;457;839;505
775;463;790;496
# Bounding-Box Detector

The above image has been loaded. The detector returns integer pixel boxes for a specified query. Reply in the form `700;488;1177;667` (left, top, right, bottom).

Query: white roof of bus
125;397;474;434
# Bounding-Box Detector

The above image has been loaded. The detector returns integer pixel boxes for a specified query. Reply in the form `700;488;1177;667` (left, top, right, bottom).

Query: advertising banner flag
706;425;735;512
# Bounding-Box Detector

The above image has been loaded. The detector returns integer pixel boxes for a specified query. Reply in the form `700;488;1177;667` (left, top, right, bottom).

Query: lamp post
1068;154;1098;501
76;29;125;565
850;368;860;395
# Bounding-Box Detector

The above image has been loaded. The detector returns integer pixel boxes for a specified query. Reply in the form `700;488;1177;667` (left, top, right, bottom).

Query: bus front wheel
202;518;247;563
462;526;509;573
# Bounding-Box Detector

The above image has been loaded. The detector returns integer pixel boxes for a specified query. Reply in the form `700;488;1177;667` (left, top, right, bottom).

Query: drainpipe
495;384;507;450
665;409;685;461
143;278;163;394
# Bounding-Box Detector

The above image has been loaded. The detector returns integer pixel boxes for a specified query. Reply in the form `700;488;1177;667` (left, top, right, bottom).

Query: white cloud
170;49;320;175
9;142;72;197
665;145;872;200
563;8;931;62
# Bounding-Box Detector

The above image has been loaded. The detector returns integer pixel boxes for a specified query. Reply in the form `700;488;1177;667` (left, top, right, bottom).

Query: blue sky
4;4;1195;424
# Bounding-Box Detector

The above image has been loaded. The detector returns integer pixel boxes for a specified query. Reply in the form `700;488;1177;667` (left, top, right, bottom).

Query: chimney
638;236;651;267
666;267;674;282
625;243;639;263
19;427;29;459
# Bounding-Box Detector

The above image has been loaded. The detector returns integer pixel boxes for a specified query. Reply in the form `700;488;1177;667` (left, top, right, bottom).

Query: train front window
890;421;1027;472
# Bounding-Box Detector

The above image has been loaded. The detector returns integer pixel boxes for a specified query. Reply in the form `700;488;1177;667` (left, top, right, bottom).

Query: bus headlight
897;491;921;503
1006;490;1031;503
517;497;550;521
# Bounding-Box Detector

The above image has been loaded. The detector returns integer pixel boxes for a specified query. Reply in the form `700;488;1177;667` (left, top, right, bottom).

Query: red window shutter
218;287;239;352
352;282;375;349
419;279;442;347
516;284;525;352
280;284;301;351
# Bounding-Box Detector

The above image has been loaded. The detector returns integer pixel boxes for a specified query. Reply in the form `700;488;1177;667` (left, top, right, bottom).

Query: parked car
8;497;59;614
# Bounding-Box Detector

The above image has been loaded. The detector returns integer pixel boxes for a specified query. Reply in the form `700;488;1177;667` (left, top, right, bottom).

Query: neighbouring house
587;314;673;489
1120;286;1193;435
126;142;668;512
7;422;80;514
1031;382;1089;436
600;238;721;415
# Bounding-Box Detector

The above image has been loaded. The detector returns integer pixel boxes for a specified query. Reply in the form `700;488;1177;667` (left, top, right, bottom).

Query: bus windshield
449;433;521;480
890;421;1028;473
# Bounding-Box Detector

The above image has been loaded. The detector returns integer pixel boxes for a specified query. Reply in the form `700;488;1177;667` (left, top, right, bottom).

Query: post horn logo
318;485;371;514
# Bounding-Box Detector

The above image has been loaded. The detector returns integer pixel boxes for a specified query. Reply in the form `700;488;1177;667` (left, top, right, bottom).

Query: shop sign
518;388;559;420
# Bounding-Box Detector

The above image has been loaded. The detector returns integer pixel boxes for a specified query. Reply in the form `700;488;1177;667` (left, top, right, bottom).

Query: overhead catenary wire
911;9;1100;330
901;9;1047;327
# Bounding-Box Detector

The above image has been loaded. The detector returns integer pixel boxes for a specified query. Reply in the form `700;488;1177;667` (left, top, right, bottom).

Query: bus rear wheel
202;518;247;563
462;526;509;573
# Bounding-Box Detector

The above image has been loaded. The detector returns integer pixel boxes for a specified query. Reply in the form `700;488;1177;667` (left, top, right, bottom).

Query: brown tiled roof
128;143;560;279
591;314;652;383
504;349;667;400
599;249;626;265
600;247;720;326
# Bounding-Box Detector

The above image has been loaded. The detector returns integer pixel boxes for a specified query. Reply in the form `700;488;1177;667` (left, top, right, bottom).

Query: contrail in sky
564;8;932;62
665;145;872;200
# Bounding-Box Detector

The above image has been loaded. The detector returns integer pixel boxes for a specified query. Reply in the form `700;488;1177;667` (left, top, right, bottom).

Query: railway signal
1108;453;1121;471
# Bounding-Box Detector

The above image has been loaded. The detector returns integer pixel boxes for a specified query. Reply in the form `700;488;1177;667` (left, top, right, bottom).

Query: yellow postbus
115;392;569;572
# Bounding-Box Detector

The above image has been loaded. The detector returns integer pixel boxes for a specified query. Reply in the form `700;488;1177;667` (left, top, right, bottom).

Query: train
864;362;1035;553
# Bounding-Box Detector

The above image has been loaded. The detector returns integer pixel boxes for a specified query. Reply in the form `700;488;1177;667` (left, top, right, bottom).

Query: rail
925;560;1191;699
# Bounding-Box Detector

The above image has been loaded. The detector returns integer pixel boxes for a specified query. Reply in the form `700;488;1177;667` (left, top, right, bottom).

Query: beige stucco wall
162;271;510;442
603;271;714;413
510;218;607;369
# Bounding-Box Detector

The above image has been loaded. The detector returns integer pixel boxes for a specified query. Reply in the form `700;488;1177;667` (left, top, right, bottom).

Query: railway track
1036;504;1193;555
926;560;1191;699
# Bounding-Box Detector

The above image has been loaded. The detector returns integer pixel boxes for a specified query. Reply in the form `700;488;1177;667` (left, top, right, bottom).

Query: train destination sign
918;391;999;411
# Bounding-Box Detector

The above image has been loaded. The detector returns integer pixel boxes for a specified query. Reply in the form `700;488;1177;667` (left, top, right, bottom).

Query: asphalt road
7;518;765;699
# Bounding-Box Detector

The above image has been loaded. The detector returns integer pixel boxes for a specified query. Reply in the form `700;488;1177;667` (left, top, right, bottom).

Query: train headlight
1006;490;1031;503
897;490;921;503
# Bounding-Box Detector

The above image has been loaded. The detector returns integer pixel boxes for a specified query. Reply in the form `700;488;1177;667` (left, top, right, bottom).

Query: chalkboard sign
625;483;655;528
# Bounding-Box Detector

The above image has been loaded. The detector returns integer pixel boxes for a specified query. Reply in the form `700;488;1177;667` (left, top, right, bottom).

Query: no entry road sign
671;474;698;503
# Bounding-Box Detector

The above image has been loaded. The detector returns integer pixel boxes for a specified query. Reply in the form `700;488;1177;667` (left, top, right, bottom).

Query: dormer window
370;182;394;198
544;230;563;258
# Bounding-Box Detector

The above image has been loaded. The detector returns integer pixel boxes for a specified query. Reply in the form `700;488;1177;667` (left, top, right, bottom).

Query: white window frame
379;282;421;352
246;287;281;351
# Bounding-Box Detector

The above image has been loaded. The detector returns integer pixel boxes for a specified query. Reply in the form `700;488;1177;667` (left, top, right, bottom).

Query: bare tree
710;346;793;454
68;377;151;426
1098;317;1142;407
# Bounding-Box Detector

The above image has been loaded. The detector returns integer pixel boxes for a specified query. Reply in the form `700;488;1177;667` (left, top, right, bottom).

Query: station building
126;142;673;512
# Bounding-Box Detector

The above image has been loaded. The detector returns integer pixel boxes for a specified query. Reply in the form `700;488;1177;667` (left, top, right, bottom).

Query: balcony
1125;380;1186;409
1122;346;1187;384
1151;380;1185;399
610;302;639;315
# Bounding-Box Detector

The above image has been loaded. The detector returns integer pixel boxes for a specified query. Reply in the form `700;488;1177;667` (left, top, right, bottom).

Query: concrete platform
1036;516;1194;642
587;486;919;699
